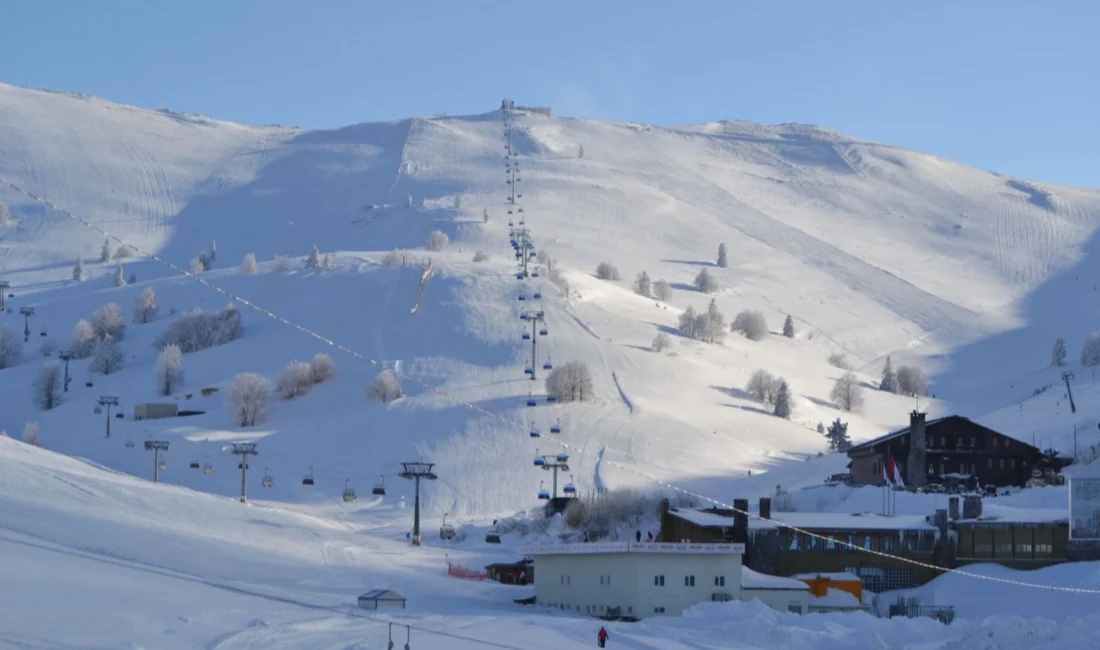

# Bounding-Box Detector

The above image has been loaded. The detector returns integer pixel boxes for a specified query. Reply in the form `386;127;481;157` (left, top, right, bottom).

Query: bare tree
896;365;930;397
227;372;270;426
1052;337;1067;367
272;255;290;272
310;353;334;383
133;287;158;324
716;243;728;268
702;299;726;343
115;244;134;259
426;230;449;251
694;267;719;293
367;369;403;403
651;332;671;352
652;279;671;301
89;337;124;375
678;306;700;339
72;257;86;281
827;353;852;370
304;245;320;269
32;361;63;410
240;252;259;274
91;303;126;341
71;319;97;359
0;325;21;369
22;422;40;447
472;249;490;262
731;310;768;341
746;369;782;406
154;344;184;396
830;372;865;413
595;262;620;281
153;304;242;353
545;361;594;403
276;361;314;399
633;271;651;297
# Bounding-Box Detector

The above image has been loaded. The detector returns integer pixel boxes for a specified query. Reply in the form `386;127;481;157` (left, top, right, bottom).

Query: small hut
358;589;406;610
485;558;534;585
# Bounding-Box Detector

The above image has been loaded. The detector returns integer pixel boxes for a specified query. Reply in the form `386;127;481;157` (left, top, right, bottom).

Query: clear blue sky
2;1;1097;186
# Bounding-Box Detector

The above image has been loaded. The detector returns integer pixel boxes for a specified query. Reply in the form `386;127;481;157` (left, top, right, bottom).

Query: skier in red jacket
597;627;609;647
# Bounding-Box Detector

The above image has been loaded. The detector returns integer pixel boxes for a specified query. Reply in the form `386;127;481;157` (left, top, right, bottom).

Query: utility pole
98;396;119;438
144;440;169;483
1062;371;1076;414
231;443;258;503
0;280;9;311
398;462;437;545
537;453;570;498
19;306;34;342
58;350;74;392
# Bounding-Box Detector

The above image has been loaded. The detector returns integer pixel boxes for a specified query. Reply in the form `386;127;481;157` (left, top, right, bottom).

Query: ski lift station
515;541;818;619
357;589;406;610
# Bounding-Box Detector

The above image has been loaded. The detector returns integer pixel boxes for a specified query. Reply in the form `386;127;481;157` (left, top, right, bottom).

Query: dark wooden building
847;411;1048;488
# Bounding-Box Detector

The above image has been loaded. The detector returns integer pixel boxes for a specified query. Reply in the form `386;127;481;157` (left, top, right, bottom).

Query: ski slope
3;80;1100;522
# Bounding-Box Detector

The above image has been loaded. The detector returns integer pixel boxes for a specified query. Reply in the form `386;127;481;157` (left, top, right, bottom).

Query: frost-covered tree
0;325;21;369
701;299;726;344
0;202;12;227
227;372;270;426
154;344;184;396
651;332;671;352
22;422;40;447
694;267;718;293
578;144;584;159
483;207;490;224
773;380;792;419
825;418;852;452
133;287;158;324
304;245;320;269
633;271;651;297
678;306;700;339
32;361;62;410
240;252;259;274
879;356;899;393
782;315;795;338
816;422;826;434
310;353;334;384
71;319;97;359
39;337;57;358
72;257;86;281
115;244;133;259
406;193;413;208
896;365;929;397
91;303;126;341
453;194;463;209
652;279;671;301
828;353;852;370
272;255;290;272
153;304;242;353
189;256;205;275
209;239;217;264
830;372;864;413
595;262;620;281
276;361;314;399
731;310;768;341
367;369;403;403
545;361;593;403
128;272;137;284
113;262;126;287
1052;337;1068;367
746;369;781;407
198;250;213;271
426;230;449;251
472;249;489;262
321;254;333;270
100;239;111;263
89;337;124;375
716;243;728;268
381;250;405;267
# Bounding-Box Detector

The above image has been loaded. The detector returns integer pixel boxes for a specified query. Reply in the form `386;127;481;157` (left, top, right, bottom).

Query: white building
740;567;811;614
519;542;744;619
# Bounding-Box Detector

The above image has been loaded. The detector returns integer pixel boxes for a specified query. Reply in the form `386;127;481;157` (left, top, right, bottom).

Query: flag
889;448;905;488
884;451;897;488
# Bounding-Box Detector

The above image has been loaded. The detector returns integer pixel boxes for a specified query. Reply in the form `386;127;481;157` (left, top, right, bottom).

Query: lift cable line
6;156;1100;596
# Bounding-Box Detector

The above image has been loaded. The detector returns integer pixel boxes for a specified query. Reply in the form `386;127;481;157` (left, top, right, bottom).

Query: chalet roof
742;567;810;591
846;415;1039;455
358;589;405;602
668;508;937;531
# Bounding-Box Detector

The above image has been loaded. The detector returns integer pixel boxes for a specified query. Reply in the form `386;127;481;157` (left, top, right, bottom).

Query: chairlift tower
230;442;259;503
1062;371;1077;414
399;462;438;546
98;396;120;438
57;350;74;392
144;440;169;483
19;306;34;342
0;280;9;310
524;311;547;380
536;454;570;498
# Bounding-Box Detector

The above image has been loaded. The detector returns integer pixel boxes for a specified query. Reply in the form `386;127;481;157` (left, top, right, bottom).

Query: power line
5;151;1100;595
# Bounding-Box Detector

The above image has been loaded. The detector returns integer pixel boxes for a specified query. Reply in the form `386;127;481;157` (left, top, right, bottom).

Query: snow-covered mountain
3;81;1100;521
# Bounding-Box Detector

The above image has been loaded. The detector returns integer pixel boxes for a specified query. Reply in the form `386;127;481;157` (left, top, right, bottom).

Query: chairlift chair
516;272;525;280
555;453;569;463
533;291;542;300
94;405;102;415
543;358;553;371
538;481;550;500
485;531;502;544
531;270;539;277
39;330;47;337
520;312;529;320
116;412;124;419
372;476;386;496
563;476;576;495
440;514;456;540
507;209;513;215
522;332;531;340
551;418;561;434
158;460;168;470
203;462;214;475
302;467;315;486
546;394;558;403
533;450;545;466
190;460;200;469
262;467;274;488
125;437;135;448
536;310;545;318
85;381;94;387
518;207;524;213
539;327;548;336
238;462;249;470
342;479;357;503
515;251;522;259
527;394;537;407
518;294;527;301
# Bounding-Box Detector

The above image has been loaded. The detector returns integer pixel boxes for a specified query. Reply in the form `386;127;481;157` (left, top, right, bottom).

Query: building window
1016;543;1033;556
971;436;976;448
927;463;934;475
715;576;726;587
788;602;802;614
971;463;976;474
628;606;633;614
988;458;993;469
825;535;837;550
788;534;800;551
960;462;966;474
883;535;896;552
1000;459;1005;468
863;535;878;551
654;575;665;587
995;543;1013;557
1035;543;1053;556
1010;459;1016;469
941;436;946;447
654;606;666;613
685;575;695;587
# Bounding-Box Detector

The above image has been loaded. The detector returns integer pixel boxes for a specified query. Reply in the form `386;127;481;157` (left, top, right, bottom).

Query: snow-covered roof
518;541;744;556
809;588;861;609
359;589;405;601
955;504;1068;525
846;415;1041;454
669;508;937;531
668;508;737;528
741;567;810;591
789;572;860;582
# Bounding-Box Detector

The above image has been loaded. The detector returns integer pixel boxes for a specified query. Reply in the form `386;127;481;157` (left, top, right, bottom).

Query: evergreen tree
209;239;217;263
72;257;86;281
716;243;728;268
633;271;651;297
880;356;899;394
816;422;825;434
773;380;792;419
305;244;320;269
825;418;852;452
1052;337;1067;367
782;315;795;338
100;239;111;263
113;262;126;287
